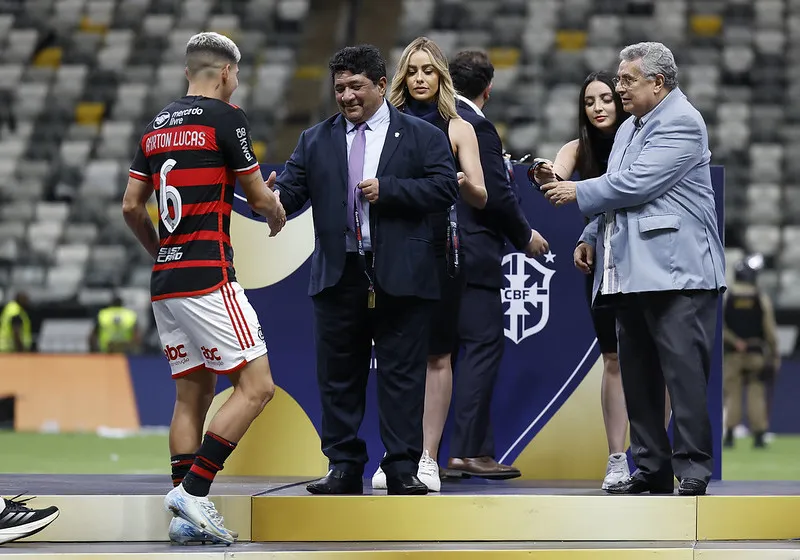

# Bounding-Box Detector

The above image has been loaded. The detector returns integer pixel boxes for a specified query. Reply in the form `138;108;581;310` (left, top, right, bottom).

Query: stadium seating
0;0;792;351
0;0;308;351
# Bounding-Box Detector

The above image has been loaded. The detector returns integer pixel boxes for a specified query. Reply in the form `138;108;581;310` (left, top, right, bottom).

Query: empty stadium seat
746;183;782;225
37;318;94;353
55;244;91;267
745;225;781;256
36;202;70;223
778;269;800;308
63;223;99;244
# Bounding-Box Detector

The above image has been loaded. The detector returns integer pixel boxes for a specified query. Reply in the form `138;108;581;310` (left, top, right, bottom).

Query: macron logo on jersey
154;111;171;129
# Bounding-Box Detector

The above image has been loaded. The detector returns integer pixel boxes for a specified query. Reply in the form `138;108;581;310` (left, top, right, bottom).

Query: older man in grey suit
542;42;726;496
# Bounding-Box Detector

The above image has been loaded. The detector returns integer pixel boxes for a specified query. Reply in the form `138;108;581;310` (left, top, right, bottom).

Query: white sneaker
374;451;441;492
372;465;387;490
417;450;441;492
602;453;630;490
164;485;234;545
372;453;387;490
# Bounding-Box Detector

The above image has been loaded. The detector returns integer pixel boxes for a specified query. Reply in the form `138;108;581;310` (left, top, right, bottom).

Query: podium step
251;479;800;543
3;541;800;559
252;493;696;542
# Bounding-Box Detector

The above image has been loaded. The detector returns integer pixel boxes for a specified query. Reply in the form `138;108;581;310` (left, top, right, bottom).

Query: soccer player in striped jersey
122;31;285;545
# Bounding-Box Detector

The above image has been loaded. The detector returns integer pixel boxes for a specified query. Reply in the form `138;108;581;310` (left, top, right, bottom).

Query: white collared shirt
600;118;643;295
455;94;485;118
345;99;391;251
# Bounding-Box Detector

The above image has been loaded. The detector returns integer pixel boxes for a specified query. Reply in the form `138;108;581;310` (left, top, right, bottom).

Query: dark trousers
614;289;719;484
312;253;431;478
450;283;505;458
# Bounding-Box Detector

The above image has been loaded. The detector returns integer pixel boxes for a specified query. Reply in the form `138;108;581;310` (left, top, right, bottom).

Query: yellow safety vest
0;300;32;352
97;306;137;353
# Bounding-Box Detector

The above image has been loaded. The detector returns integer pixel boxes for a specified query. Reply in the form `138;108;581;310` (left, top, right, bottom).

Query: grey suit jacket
578;88;726;301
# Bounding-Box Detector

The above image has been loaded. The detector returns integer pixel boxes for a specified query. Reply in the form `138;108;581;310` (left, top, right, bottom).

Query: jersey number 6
159;158;182;233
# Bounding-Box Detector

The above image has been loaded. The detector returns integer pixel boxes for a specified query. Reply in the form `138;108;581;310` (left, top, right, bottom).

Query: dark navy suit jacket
455;100;532;289
276;102;460;300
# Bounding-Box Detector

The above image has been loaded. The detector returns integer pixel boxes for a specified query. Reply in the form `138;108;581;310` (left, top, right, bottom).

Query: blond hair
389;37;459;121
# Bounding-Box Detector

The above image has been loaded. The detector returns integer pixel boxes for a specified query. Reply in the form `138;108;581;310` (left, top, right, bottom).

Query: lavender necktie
347;122;368;233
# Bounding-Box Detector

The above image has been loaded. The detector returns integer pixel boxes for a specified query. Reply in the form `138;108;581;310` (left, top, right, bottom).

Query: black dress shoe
386;472;428;495
605;476;674;495
306;469;363;495
678;478;707;496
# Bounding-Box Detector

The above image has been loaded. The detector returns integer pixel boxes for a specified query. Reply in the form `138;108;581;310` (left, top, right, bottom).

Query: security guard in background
723;254;780;448
0;291;32;352
89;296;140;353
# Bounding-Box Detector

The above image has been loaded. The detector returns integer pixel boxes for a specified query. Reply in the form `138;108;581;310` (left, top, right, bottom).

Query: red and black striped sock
170;454;195;487
181;432;237;497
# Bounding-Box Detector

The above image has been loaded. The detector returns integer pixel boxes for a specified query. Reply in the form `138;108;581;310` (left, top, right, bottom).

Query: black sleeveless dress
404;99;464;356
581;133;617;354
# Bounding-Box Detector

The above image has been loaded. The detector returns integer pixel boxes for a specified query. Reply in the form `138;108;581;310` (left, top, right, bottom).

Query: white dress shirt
455;94;484;118
345;99;391;252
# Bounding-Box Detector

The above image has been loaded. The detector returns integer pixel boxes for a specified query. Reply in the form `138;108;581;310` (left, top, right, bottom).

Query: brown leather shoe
447;456;521;480
440;466;464;479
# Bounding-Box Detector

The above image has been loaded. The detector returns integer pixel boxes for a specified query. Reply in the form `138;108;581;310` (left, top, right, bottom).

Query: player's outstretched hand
265;170;277;190
266;189;286;237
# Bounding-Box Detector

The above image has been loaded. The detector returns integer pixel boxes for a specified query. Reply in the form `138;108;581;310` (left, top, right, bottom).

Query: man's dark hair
329;44;386;84
449;50;494;100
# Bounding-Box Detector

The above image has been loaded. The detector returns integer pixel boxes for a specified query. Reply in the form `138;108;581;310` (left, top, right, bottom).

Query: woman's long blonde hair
388;36;459;121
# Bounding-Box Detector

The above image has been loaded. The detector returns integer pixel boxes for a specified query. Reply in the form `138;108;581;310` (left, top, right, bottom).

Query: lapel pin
395;131;400;137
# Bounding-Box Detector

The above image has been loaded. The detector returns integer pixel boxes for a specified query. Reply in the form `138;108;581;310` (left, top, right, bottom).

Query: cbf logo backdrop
218;165;724;480
502;252;556;344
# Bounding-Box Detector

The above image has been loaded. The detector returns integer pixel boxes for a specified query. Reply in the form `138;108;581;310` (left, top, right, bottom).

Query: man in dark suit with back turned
446;51;549;479
275;44;460;495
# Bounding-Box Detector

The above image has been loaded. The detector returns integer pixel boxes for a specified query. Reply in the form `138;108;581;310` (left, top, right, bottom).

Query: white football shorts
153;281;267;378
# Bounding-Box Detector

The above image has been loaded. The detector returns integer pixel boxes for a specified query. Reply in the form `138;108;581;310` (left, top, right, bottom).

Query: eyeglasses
613;73;659;89
612;75;639;89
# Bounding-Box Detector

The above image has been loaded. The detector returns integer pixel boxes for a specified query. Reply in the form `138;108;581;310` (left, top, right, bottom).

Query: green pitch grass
722;434;800;480
0;431;169;475
1;430;799;480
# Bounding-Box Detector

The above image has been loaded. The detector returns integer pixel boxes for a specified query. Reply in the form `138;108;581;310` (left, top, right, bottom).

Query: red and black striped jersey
129;96;260;301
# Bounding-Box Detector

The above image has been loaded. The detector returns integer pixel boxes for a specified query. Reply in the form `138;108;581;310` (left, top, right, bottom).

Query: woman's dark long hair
575;71;628;180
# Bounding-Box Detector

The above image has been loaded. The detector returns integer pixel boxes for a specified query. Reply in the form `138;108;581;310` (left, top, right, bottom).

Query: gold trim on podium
696;496;800;541
695;543;800;559
251;495;696;542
